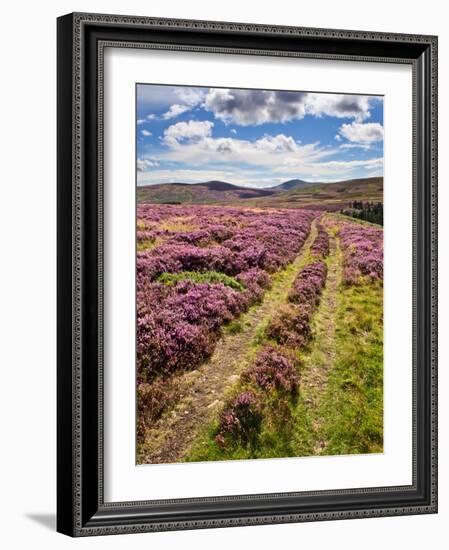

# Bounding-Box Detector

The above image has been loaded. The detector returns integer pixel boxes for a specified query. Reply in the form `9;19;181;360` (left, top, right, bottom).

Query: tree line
341;201;383;225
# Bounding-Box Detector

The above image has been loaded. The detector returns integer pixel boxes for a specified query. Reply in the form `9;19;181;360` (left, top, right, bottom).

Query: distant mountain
137;177;383;210
137;181;277;205
272;179;314;191
248;177;384;211
191;180;240;191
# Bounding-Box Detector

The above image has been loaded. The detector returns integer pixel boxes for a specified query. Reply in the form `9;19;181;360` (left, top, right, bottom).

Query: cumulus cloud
141;129;152;137
338;122;384;143
203;89;374;126
137;158;159;172
159;88;207;120
305;94;372;121
174;87;206;106
255;134;298;153
162;104;191;120
137;119;146;125
158;126;333;175
163;120;214;147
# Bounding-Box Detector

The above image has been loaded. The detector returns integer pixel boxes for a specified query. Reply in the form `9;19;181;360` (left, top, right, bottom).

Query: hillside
137;177;383;210
137;180;278;204
247;177;383;210
270;178;312;191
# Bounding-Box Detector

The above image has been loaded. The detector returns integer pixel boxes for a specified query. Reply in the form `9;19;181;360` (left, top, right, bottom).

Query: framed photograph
57;12;438;536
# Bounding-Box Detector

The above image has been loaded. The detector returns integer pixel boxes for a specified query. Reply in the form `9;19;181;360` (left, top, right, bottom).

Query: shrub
136;205;318;381
265;304;312;348
245;346;299;393
136;379;180;442
288;261;327;306
310;224;330;259
332;219;383;284
215;391;262;448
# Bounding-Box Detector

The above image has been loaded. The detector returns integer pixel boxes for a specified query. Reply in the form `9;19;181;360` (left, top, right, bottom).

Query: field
136;203;383;464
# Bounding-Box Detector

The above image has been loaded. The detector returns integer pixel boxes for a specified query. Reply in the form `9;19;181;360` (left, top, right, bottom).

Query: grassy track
137;219;319;464
290;225;342;456
138;214;383;464
317;281;383;454
187;216;383;462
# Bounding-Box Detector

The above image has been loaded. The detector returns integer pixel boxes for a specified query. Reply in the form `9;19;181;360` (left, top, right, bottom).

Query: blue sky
136;84;383;188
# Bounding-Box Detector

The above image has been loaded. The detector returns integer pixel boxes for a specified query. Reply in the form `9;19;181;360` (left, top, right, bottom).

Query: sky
136;84;384;188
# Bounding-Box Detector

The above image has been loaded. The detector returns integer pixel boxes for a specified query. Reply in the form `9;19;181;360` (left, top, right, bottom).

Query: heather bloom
333;220;383;284
215;391;262;448
310;224;330;259
136;205;317;380
288;261;327;306
245;346;299;393
266;257;327;351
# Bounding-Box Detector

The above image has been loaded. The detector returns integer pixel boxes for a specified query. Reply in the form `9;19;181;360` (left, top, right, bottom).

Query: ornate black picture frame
57;12;438;537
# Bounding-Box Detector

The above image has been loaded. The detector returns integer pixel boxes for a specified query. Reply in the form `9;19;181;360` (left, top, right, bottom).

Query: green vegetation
157;270;245;291
341;201;383;225
185;226;383;462
137;238;157;251
318;281;383;454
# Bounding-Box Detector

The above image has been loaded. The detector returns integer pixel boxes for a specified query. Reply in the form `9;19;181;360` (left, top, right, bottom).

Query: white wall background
0;1;446;548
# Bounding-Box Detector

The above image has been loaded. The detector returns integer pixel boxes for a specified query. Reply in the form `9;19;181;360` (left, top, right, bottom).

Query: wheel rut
138;219;319;464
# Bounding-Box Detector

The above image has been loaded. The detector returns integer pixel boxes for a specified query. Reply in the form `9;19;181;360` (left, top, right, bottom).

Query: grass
317;281;383;454
138;220;320;464
334;212;383;228
224;319;244;334
183;224;320;463
137;238;157;251
185;223;383;462
186;392;300;462
185;234;321;463
159;217;197;232
157;270;245;291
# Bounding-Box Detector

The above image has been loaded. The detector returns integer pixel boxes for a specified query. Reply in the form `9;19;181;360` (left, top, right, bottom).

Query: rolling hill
251;176;383;210
137;180;279;204
137;177;383;210
270;179;312;191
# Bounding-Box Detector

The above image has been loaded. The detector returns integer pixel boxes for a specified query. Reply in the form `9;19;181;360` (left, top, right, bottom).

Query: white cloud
174;87;206;106
162;104;192;120
292;157;382;178
230;128;237;134
163;120;214;147
146;114;156;120
305;94;372;121
255;134;298;153
157;129;343;180
317;157;383;170
204;89;375;126
141;129;152;137
137;119;146;125
137;158;159;172
137;167;286;188
338;122;384;143
162;127;328;164
137;153;383;185
159;88;207;120
339;143;371;151
334;134;341;141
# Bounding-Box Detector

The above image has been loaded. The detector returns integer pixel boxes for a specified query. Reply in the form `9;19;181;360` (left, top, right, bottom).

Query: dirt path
138;219;319;464
298;224;342;454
